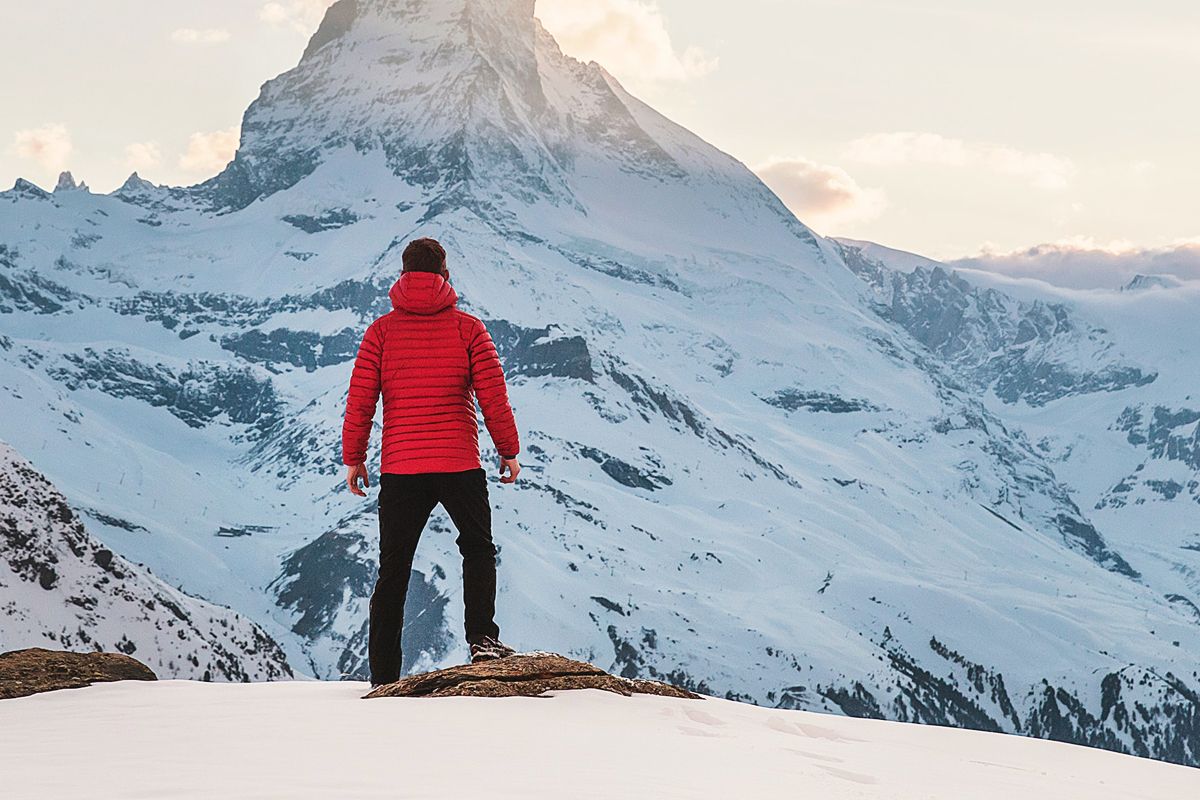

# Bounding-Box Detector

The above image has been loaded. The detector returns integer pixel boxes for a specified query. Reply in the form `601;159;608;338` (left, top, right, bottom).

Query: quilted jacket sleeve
341;320;383;466
467;317;520;459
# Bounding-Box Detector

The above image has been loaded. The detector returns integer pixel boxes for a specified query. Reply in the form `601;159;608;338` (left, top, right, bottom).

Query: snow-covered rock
835;240;1158;407
0;441;293;681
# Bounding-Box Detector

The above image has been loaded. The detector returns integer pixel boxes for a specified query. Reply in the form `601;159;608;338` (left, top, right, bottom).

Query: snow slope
835;245;1200;631
1;0;1199;766
2;682;1196;800
943;268;1200;623
0;440;293;681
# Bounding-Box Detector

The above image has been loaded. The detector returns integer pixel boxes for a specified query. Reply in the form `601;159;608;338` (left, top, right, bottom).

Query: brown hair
402;237;448;274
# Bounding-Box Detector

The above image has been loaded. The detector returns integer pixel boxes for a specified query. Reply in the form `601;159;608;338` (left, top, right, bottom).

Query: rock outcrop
0;647;156;699
365;652;701;700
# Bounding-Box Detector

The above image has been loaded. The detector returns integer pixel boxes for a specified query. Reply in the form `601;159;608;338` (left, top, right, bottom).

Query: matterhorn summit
202;0;810;258
205;0;569;210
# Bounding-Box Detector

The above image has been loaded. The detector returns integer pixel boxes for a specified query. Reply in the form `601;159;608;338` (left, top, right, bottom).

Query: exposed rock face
1098;403;1200;509
365;652;700;700
54;172;89;193
812;634;1200;767
836;240;1157;407
0;647;156;699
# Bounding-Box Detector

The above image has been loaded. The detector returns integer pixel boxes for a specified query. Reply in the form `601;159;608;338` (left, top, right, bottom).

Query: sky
2;0;1198;282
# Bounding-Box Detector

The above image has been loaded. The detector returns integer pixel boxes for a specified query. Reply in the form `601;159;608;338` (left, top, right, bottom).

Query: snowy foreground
2;682;1196;799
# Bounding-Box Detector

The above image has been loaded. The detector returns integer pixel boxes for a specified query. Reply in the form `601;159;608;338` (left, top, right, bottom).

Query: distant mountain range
1;0;1198;765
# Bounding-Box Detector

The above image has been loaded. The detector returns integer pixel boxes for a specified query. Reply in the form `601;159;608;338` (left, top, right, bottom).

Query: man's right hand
499;456;521;484
347;463;370;497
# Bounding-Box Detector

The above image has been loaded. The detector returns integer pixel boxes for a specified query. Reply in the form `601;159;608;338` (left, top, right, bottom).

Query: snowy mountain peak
1121;273;1184;292
304;0;544;116
200;0;583;213
193;0;816;277
118;172;157;193
5;178;51;201
305;0;538;53
198;0;763;224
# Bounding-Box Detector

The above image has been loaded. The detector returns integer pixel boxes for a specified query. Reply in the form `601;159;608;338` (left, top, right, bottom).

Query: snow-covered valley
1;0;1198;770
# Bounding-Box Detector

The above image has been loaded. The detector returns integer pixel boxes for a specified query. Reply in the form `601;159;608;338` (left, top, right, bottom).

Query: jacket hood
389;270;458;315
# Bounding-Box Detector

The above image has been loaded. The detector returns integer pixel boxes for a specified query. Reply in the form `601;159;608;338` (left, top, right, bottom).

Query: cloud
536;0;716;86
755;157;887;232
124;141;163;172
178;127;239;174
171;28;232;45
947;237;1200;290
260;1;333;34
10;123;73;173
844;131;1075;191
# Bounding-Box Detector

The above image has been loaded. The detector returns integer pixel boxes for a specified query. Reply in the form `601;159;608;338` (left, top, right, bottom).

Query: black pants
368;467;500;684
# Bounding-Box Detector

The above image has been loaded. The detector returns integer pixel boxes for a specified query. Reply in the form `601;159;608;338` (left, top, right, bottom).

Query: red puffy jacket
341;270;520;475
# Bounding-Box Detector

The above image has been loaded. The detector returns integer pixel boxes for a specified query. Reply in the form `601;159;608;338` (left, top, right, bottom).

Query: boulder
0;647;157;699
364;652;701;700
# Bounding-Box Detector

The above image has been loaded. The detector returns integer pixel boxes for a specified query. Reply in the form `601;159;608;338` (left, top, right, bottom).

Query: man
342;237;522;687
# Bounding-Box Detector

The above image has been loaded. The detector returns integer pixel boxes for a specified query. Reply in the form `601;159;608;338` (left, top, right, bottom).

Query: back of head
402;238;448;275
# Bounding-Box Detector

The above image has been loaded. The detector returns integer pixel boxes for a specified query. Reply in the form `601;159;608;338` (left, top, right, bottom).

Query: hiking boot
469;635;517;663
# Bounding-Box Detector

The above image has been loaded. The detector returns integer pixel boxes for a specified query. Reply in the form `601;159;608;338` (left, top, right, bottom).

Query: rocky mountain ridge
0;442;293;681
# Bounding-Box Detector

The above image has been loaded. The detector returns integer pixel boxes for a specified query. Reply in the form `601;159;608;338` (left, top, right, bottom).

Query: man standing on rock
342;237;521;686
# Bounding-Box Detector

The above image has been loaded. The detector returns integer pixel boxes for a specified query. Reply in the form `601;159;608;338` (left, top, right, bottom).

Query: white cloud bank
9;123;73;174
844;131;1076;190
755;157;886;233
948;237;1200;290
536;0;716;86
170;28;231;45
178;127;239;174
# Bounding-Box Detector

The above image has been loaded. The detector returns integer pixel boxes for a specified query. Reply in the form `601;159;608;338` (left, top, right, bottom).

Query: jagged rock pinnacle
54;171;88;193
